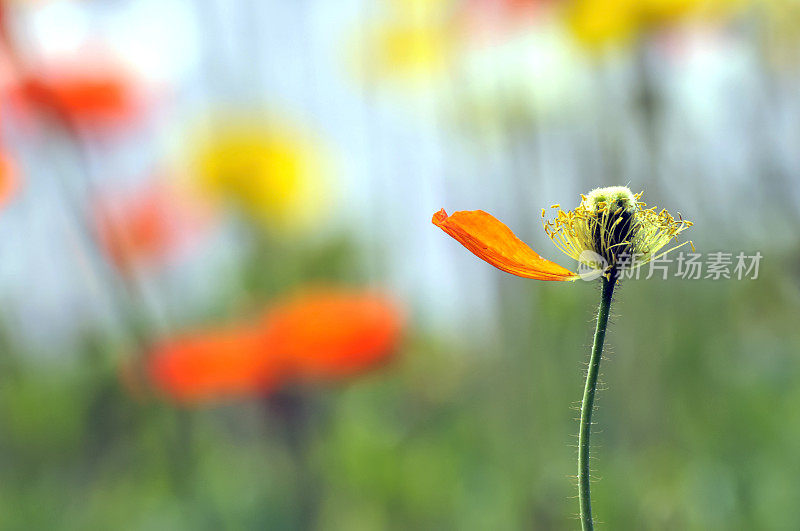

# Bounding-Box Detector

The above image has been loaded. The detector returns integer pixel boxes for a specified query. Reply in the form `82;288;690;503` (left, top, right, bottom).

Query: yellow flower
565;0;746;49
371;23;452;77
566;0;640;48
190;115;329;233
350;0;456;86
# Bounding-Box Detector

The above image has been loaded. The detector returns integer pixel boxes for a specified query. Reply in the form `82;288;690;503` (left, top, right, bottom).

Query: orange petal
432;209;577;281
262;289;403;382
147;325;284;405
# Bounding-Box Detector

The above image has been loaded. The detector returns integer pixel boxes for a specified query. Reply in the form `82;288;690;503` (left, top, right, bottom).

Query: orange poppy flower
262;289;404;382
147;324;283;404
12;70;140;129
433;208;578;281
434;187;692;281
94;183;206;273
141;289;404;405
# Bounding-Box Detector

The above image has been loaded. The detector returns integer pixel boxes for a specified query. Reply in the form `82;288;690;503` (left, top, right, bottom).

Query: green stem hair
579;272;616;531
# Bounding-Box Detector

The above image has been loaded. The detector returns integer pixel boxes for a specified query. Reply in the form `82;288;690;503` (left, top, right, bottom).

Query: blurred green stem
579;272;616;531
266;391;321;530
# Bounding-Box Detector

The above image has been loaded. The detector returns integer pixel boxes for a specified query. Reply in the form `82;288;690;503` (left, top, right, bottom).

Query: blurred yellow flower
190;116;330;233
370;23;453;78
640;0;701;24
567;0;639;47
565;0;746;49
351;0;456;86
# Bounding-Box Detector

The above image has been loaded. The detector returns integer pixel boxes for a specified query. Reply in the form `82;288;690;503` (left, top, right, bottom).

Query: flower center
583;187;639;266
544;186;693;275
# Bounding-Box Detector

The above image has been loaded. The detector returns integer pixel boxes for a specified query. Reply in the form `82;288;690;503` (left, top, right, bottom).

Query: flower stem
579;272;616;531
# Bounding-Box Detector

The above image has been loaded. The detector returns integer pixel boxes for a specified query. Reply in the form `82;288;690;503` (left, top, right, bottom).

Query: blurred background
0;0;798;529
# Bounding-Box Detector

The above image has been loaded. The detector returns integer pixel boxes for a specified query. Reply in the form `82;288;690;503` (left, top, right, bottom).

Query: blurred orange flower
94;183;207;273
262;290;404;382
148;324;282;404
10;69;141;130
142;289;404;405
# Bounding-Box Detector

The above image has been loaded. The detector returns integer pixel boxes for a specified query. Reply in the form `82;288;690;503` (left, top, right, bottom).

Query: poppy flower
262;289;404;382
348;0;457;89
10;68;141;131
148;324;282;404
564;0;744;49
435;188;694;529
190;115;329;233
433;186;692;280
366;23;453;80
94;182;207;273
142;289;404;405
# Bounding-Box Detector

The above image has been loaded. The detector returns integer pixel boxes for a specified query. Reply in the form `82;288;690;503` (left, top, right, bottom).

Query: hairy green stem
579;273;616;531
